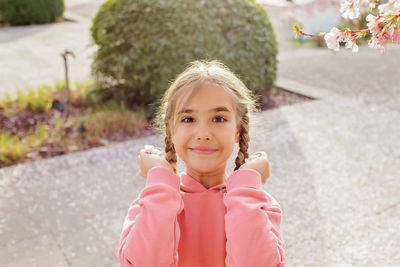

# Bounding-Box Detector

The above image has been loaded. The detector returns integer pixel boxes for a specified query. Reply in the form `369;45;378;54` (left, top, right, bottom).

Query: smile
190;148;218;155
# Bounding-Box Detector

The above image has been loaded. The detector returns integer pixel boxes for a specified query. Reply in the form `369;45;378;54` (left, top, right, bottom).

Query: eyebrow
178;106;231;115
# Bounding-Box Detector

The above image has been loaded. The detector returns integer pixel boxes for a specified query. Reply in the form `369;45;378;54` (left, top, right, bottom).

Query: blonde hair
153;60;259;173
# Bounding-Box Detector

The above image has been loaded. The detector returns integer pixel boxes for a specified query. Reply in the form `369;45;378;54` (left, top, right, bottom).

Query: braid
165;124;178;173
234;114;250;171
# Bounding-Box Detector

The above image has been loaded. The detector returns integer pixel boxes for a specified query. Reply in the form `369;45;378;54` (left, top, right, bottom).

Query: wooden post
61;49;75;122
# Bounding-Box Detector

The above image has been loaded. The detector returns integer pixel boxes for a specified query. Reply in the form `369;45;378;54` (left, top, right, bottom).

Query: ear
235;124;241;143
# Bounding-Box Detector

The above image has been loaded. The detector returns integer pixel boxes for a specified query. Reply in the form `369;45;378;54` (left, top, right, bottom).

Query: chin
191;162;213;171
185;160;216;173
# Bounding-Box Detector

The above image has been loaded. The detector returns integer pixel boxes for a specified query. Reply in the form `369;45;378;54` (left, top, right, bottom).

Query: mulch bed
260;86;314;110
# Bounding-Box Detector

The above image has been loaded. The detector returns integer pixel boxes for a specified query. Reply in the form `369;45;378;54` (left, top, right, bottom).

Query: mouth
190;147;218;155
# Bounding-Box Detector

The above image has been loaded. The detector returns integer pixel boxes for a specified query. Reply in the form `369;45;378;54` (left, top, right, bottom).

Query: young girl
118;60;285;267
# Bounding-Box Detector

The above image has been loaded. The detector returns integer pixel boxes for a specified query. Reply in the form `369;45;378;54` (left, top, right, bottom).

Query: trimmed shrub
91;0;277;110
0;0;64;25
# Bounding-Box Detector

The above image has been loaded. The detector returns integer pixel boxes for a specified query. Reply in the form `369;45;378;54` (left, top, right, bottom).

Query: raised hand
137;145;174;179
239;151;270;184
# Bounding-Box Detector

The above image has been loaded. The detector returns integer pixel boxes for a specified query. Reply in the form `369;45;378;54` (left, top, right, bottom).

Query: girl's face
170;83;241;176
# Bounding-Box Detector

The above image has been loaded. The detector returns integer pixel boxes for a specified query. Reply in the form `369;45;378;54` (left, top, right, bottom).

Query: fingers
245;151;268;163
244;151;270;185
142;145;163;156
255;151;267;159
138;145;164;179
139;146;164;162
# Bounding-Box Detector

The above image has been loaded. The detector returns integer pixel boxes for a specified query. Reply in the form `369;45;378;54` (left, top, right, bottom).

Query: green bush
91;0;277;110
0;11;4;24
0;0;64;25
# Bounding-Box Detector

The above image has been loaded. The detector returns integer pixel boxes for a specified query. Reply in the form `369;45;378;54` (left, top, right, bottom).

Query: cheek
171;129;188;153
219;126;238;148
224;124;238;139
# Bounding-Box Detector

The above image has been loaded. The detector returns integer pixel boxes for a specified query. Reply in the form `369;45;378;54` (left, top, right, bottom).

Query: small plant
0;133;28;164
78;101;148;142
55;80;66;92
21;85;53;113
26;124;51;149
0;80;96;116
1;86;53;115
0;93;15;113
70;80;94;107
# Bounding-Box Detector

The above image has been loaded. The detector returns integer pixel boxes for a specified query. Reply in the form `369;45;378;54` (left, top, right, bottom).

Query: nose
194;122;212;140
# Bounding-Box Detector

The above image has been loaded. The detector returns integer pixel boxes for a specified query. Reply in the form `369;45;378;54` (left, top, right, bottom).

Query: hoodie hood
180;172;226;193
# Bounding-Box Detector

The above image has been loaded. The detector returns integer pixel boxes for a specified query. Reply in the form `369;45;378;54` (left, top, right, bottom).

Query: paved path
1;1;400;266
0;0;104;99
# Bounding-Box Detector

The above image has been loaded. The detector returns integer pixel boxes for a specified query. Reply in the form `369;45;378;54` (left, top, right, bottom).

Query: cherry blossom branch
292;0;400;52
292;24;324;38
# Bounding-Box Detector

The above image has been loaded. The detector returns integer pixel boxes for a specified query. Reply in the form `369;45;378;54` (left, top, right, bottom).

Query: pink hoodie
119;167;285;267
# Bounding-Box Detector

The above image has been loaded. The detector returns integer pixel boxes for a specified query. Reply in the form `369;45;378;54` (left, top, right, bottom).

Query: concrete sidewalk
1;1;400;266
0;0;104;99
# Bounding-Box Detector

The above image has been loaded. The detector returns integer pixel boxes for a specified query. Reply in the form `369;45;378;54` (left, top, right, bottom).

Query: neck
186;166;227;189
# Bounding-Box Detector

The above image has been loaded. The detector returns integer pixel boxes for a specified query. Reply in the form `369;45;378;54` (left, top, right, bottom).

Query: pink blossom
378;33;391;47
388;27;400;43
324;27;344;51
377;0;400;16
366;14;382;35
368;33;390;52
368;38;383;51
344;33;359;52
324;27;359;52
368;0;379;9
340;0;361;19
391;29;400;43
345;41;359;52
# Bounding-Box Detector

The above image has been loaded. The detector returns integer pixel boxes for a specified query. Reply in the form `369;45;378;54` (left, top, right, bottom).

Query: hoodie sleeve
118;167;184;267
224;169;285;267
